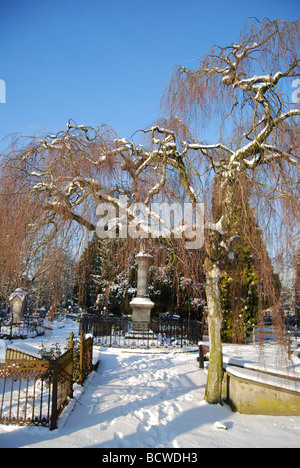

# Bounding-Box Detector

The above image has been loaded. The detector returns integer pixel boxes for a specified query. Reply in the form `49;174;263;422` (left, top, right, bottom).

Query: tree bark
204;258;223;404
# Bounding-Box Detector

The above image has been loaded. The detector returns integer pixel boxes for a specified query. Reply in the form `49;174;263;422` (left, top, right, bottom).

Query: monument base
127;295;157;342
129;297;154;323
125;329;157;341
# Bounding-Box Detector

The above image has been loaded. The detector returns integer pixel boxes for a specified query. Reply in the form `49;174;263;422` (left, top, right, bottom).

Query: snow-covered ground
0;318;299;448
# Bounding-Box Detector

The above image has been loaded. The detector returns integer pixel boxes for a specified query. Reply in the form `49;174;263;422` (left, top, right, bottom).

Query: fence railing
0;317;45;339
243;324;299;345
0;359;51;427
79;315;203;349
50;348;74;430
78;333;93;385
0;332;94;430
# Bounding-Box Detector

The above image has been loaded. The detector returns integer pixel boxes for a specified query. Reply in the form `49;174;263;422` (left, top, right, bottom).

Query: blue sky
0;0;299;143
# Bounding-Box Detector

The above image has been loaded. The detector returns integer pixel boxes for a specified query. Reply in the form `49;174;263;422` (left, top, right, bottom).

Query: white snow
5;342;41;360
8;288;27;302
0;319;299;448
225;365;300;393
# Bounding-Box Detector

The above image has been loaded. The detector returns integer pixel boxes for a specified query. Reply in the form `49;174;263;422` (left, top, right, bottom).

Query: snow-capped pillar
130;251;154;332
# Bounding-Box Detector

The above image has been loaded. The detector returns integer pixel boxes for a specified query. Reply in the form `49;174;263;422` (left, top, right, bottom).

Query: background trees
75;234;206;320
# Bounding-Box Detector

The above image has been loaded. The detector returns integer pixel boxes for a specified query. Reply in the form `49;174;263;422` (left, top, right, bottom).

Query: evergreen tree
213;175;281;342
75;234;103;310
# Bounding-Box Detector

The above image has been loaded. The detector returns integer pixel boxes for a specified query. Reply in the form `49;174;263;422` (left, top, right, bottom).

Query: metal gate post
50;359;58;431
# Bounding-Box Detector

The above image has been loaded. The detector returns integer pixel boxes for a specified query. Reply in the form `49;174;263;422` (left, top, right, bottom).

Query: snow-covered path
0;346;299;448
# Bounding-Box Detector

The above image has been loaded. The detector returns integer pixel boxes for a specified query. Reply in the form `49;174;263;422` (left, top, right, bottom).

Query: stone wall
222;365;300;416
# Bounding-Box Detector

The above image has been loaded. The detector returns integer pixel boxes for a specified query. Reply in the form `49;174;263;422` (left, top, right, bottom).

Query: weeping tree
161;18;300;403
1;18;299;406
1;123;203;313
0;145;73;305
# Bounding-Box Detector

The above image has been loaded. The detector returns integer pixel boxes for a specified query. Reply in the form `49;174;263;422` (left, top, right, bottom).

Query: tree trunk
204;258;223;404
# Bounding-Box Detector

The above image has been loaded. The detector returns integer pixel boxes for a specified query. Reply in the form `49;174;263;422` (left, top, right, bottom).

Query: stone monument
127;249;155;340
9;288;27;323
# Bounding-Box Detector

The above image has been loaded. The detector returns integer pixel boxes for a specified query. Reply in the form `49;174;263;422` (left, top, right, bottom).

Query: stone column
130;251;154;333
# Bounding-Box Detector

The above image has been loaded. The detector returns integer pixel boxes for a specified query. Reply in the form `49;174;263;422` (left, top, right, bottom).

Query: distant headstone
9;288;27;323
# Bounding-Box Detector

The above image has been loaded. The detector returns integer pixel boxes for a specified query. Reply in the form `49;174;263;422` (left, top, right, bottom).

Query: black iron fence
243;324;300;345
0;317;45;339
79;315;203;349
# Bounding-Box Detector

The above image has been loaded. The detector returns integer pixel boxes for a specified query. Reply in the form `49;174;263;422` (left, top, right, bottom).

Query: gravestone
9;288;27;323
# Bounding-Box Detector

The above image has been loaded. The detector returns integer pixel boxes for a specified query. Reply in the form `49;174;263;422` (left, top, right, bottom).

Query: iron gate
0;333;94;430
